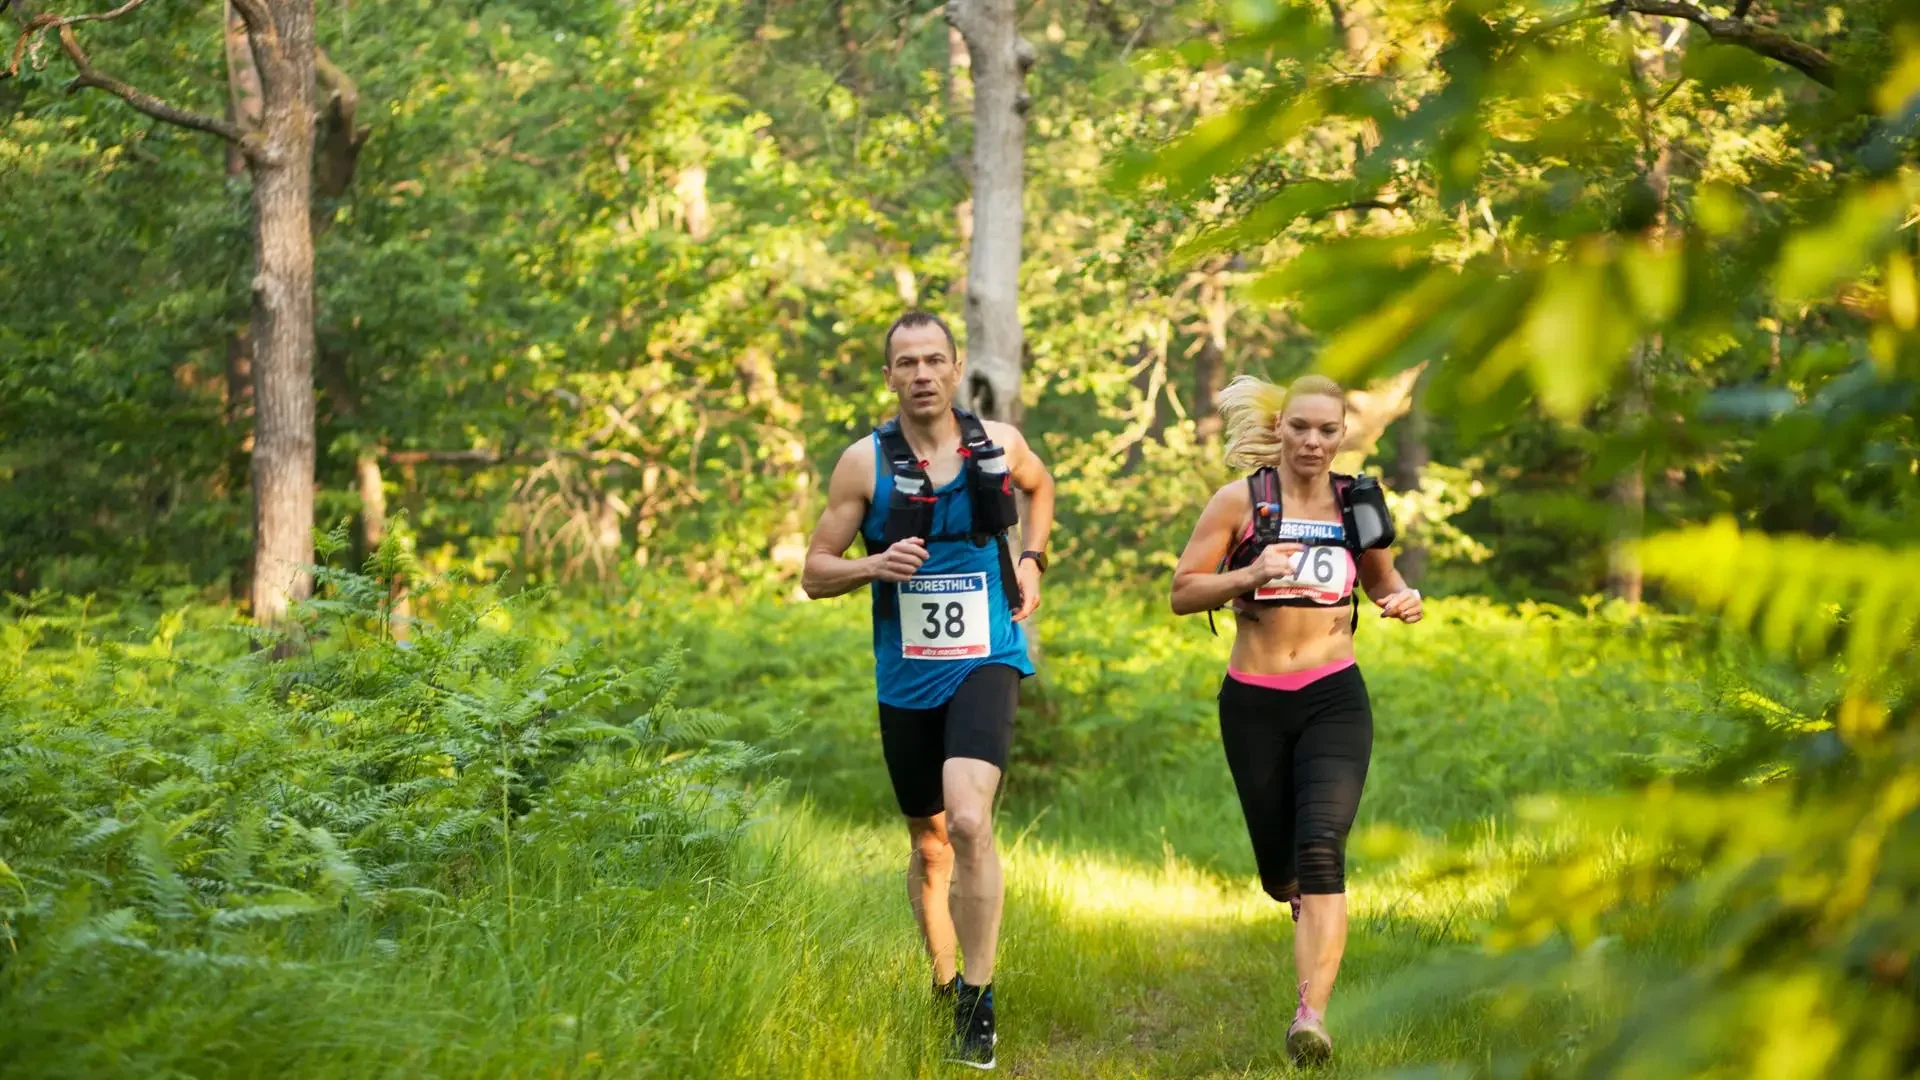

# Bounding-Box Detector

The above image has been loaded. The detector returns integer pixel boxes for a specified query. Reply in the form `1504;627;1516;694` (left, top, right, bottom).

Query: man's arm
993;422;1054;555
989;423;1055;621
802;441;927;600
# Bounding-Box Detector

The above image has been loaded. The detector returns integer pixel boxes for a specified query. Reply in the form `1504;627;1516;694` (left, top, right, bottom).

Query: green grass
1;583;1740;1078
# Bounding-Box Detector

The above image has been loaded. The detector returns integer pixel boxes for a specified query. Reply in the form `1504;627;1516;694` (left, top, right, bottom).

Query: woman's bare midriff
1228;604;1355;676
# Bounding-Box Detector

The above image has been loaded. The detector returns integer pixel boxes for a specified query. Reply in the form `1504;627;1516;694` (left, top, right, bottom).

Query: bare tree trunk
945;23;971;122
1390;369;1430;586
1608;15;1676;606
1193;260;1233;443
892;257;919;305
948;0;1032;425
1121;335;1166;473
220;0;259;577
1333;363;1424;473
246;0;319;631
949;0;1034;666
355;453;410;639
946;24;972;311
224;1;262;177
1607;365;1648;604
675;161;712;242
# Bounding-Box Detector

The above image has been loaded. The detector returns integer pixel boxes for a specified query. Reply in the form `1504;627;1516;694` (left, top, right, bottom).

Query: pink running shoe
1287;981;1332;1066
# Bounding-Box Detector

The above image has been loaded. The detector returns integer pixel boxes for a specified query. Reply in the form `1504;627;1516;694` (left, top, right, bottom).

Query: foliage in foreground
1353;525;1920;1079
0;560;775;1074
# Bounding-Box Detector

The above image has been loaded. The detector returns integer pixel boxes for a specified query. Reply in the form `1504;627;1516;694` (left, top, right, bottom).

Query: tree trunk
945;23;972;123
355;453;411;640
946;24;972;311
1333;363;1424;473
1608;14;1675;606
949;0;1034;666
1121;335;1166;473
1193;260;1233;443
220;0;259;579
1390;369;1430;586
948;0;1031;426
675;160;712;242
223;1;262;177
246;0;319;632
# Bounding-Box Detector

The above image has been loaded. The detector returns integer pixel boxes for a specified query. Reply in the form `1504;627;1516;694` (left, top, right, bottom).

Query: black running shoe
933;976;959;1006
946;979;996;1070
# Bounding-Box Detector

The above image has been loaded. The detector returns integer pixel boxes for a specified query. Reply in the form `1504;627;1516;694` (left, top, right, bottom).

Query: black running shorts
1217;664;1374;898
877;663;1021;819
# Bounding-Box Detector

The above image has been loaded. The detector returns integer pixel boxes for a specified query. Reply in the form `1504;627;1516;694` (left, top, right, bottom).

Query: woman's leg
1289;667;1374;1014
1217;677;1302;906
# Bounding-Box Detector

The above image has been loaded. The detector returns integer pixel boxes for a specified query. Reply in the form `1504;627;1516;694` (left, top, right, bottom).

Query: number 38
921;602;965;639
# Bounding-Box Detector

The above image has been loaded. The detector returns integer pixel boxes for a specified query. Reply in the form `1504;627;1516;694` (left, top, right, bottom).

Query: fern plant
0;546;773;983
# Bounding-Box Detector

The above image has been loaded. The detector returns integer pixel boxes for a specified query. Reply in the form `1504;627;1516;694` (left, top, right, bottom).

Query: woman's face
1278;392;1345;476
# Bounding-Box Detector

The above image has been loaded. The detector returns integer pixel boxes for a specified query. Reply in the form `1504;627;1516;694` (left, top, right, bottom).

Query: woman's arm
1358;548;1423;623
1170;483;1300;616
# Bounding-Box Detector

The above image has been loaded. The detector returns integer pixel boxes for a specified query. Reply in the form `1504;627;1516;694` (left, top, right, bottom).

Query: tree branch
6;0;152;77
384;448;648;469
226;0;270;37
53;26;251;144
1631;0;1831;87
38;0;150;27
1526;0;1834;88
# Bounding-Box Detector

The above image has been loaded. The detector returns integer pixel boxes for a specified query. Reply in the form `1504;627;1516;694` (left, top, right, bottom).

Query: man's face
885;323;962;422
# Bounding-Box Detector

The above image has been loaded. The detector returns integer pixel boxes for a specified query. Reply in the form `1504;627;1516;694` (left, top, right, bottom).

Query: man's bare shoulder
981;419;1030;451
838;434;877;467
830;434;878;499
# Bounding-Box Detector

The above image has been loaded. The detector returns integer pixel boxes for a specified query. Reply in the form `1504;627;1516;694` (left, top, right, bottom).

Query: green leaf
1774;178;1919;305
1521;252;1638;421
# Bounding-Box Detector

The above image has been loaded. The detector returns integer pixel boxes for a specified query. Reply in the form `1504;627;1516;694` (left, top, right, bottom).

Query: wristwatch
1019;550;1049;574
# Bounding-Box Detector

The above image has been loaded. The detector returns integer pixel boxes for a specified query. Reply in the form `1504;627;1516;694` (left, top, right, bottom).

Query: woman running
1169;374;1423;1066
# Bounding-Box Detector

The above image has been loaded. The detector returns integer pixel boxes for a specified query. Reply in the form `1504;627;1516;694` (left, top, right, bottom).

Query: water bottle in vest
1346;475;1396;550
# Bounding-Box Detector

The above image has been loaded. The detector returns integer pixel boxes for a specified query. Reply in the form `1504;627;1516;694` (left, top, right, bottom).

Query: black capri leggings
1217;665;1374;899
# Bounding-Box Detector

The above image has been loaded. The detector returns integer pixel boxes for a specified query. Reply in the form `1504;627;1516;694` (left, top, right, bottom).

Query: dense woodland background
3;1;1918;1077
6;0;1911;607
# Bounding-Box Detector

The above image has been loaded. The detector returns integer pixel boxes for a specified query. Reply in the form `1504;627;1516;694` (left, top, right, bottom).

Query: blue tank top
863;434;1033;708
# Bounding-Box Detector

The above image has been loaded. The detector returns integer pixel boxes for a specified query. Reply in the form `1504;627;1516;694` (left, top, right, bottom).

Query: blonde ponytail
1217;374;1346;472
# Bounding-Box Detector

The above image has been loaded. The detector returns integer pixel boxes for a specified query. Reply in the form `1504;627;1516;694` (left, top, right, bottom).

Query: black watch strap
1019;549;1048;574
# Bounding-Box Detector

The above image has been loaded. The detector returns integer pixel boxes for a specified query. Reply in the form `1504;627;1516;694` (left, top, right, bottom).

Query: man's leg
942;757;1004;984
907;812;958;986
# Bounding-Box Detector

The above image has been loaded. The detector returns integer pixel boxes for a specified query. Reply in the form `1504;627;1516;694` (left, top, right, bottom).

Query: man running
802;311;1053;1071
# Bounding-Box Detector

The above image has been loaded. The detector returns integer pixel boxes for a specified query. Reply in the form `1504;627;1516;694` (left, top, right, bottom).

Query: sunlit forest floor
3;588;1732;1078
655;590;1720;1077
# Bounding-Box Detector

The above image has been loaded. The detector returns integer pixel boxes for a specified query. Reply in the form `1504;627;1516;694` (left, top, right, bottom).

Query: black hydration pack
1211;467;1395;635
871;408;1021;618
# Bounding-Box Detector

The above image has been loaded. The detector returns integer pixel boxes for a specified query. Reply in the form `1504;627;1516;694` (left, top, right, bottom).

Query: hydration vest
871;408;1021;618
1212;467;1395;635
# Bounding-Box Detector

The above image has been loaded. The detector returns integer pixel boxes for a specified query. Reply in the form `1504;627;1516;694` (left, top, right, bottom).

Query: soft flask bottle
1347;475;1396;550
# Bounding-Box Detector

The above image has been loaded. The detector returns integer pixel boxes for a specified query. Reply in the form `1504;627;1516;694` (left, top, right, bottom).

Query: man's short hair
883;311;957;364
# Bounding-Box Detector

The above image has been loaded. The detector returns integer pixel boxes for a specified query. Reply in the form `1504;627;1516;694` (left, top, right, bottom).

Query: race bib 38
901;573;992;660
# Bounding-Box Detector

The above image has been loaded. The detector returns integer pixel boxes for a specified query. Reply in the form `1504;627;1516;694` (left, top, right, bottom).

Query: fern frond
1640;520;1920;682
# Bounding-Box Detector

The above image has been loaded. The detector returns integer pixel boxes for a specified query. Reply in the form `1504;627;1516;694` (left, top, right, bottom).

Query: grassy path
679;597;1715;1077
729;795;1530;1078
